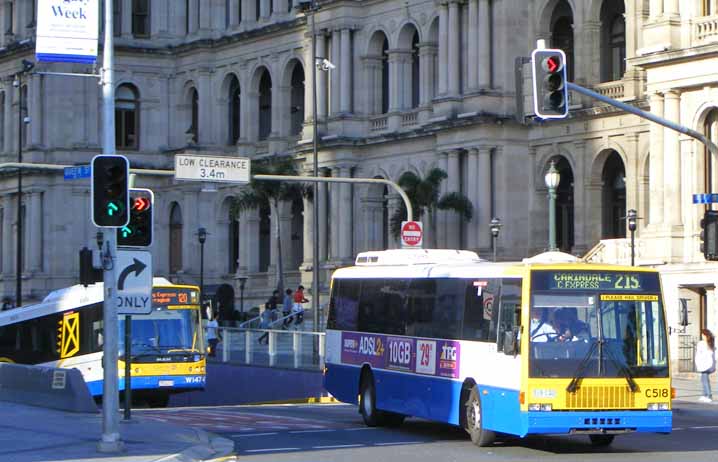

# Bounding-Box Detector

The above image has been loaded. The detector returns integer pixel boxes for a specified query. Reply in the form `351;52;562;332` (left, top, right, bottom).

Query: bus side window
498;279;522;354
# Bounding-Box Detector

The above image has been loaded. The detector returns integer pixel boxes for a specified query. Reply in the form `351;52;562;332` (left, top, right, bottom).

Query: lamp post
489;217;502;262
197;227;207;302
236;275;248;318
544;160;561;252
627;209;637;266
14;59;33;308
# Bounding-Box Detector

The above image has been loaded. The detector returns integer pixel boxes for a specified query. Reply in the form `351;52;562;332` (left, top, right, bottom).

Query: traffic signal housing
531;48;569;119
91;155;129;227
700;210;718;261
118;188;154;247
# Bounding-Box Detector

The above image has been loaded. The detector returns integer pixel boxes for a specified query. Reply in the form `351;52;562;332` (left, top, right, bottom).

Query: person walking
258;291;279;344
696;328;716;403
292;285;309;328
282;288;293;329
206;311;220;358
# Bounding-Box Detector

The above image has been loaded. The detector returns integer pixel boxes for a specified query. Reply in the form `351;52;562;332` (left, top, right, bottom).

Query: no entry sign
401;221;423;248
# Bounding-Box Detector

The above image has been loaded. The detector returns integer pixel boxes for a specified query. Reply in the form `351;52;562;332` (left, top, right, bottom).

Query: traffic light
91;155;129;227
531;48;569;119
79;247;102;287
700;210;718;261
117;188;154;247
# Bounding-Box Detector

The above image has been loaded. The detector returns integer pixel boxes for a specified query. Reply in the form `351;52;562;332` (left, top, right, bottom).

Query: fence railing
218;327;325;371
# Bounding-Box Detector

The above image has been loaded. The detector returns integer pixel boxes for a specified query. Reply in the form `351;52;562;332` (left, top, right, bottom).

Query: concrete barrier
0;363;98;413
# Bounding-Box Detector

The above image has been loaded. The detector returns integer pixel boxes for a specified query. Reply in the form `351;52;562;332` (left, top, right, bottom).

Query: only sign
401;221;423;248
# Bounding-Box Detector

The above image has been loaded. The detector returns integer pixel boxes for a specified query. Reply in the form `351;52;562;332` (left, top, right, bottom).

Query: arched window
187;87;199;143
551;1;574;82
601;0;626;82
549;157;575;252
169;203;183;274
132;0;150;38
258;71;272;140
601;151;626;239
228;77;241;145
411;31;420;109
115;84;139;150
381;37;389;113
290;64;305;136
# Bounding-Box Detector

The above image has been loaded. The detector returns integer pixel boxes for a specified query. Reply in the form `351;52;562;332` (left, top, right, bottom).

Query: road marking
289;429;336;434
375;441;423;446
313;444;363;449
344;427;377;431
690;425;718;429
244;447;300;453
673;427;684;431
231;432;279;437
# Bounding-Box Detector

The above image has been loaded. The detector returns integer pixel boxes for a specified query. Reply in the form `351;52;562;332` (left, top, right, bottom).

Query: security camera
318;58;336;71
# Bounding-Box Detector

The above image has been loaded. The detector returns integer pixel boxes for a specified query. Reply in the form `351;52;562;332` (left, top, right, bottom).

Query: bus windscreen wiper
602;343;639;392
566;339;600;393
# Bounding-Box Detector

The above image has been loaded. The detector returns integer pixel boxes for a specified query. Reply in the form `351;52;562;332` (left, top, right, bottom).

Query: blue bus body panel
522;410;672;436
86;375;206;396
477;385;522;434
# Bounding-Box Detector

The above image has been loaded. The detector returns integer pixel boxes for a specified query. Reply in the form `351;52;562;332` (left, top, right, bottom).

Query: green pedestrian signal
117;188;154;247
91;155;129;228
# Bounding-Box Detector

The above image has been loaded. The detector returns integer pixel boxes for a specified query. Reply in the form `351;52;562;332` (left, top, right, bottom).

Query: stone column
122;0;132;37
340;28;352;114
438;1;449;96
362;57;382;114
329;167;341;260
242;0;257;24
466;148;479;249
273;83;289;137
388;50;410;111
316;32;328;120
27;191;41;272
437;151;449;247
339;166;353;260
649;0;662;19
664;0;678;17
318;170;328;262
188;0;199;34
197;70;212;144
386;194;401;249
4;82;13;154
478;147;492;251
663;90;682;226
229;0;240;27
330;30;341;116
448;0;461;96
273;0;288;16
467;0;479;91
199;0;212;32
245;210;260;273
649;92;664;225
478;0;491;89
153;0;169;37
419;43;437;105
260;0;271;20
446;150;461;249
572;141;588;253
2;195;14;276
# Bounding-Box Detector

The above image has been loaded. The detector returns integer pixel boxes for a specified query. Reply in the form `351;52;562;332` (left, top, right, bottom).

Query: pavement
0;374;713;462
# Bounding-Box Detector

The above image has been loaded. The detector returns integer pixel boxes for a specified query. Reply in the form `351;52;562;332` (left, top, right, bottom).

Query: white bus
323;249;671;447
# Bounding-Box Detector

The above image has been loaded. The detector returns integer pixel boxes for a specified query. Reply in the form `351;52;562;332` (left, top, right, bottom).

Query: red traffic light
133;197;151;212
542;56;562;74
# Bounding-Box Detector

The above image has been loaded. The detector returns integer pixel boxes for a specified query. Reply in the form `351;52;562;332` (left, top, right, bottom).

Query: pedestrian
292;285;309;327
257;305;273;345
696;328;716;403
282;288;293;329
206;311;220;358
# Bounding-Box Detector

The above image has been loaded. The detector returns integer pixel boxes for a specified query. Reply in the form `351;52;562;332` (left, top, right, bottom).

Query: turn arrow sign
117;258;147;291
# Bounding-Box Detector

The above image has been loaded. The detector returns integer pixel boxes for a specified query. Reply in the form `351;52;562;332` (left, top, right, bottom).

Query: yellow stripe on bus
600;294;659;301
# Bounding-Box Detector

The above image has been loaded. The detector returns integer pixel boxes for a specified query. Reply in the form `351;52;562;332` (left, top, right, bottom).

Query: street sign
116;250;153;315
401;221;423;248
64;165;91;180
175;154;250;183
693;193;718;204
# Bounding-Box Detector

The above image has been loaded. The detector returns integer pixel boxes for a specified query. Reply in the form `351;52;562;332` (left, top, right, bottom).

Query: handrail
238;315;262;328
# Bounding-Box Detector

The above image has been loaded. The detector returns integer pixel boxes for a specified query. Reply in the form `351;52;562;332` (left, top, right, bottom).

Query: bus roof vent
522;251;580;264
355;249;482;266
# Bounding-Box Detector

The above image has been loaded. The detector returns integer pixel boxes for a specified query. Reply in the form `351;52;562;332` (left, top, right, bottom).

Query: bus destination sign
152;288;200;308
532;271;660;292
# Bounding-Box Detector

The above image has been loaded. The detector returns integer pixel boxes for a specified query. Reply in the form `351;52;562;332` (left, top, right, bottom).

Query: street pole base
97;434;124;453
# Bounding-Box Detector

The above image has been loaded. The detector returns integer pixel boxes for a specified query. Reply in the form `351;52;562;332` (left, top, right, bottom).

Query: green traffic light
106;202;119;216
120;226;133;238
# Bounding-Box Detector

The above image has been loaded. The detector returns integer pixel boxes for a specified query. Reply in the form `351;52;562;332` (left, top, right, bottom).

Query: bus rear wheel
589;434;615;446
359;374;381;427
464;386;495;447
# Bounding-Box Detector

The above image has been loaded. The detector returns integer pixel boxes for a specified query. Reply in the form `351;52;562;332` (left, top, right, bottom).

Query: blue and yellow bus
324;249;671;446
0;278;206;406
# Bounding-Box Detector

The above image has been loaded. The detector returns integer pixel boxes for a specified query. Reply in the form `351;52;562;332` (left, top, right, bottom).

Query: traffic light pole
98;0;122;453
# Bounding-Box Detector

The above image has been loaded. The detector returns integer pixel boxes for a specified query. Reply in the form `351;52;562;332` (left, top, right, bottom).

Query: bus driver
530;308;558;342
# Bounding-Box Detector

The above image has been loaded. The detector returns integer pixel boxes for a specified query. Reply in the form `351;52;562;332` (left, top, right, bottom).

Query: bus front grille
565;386;635;409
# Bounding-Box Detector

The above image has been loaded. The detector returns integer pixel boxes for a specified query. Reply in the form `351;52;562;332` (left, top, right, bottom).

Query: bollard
222;328;230;362
293;331;301;369
269;331;276;367
245;330;251;364
318;334;325;370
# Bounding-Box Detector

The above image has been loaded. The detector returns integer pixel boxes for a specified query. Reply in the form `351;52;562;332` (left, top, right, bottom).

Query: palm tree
390;168;473;248
230;155;308;295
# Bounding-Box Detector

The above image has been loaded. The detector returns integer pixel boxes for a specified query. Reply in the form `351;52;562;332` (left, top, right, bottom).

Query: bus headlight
528;403;553;412
647;403;669;411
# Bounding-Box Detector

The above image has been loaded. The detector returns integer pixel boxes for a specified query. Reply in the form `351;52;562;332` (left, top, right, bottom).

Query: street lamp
489;217;502;262
627;209;638;266
544;160;561;252
235;274;248;319
196;227;207;302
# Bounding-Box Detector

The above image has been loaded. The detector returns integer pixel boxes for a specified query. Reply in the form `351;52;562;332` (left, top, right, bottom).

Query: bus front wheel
465;386;495;447
589;434;615;446
359;375;381;427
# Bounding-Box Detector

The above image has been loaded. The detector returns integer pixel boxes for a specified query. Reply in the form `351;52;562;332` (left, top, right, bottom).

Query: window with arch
290;64;305;136
601;0;625;82
169;203;183;274
116;84;139;150
550;1;574;82
381;37;389;113
132;0;150;38
228;77;241;145
411;31;420;109
258;71;272;141
601;151;626;239
188;87;199;144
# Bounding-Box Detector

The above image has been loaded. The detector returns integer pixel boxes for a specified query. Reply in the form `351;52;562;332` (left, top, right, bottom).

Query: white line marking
691;425;718;429
344;427;377;431
244;447;300;453
231;432;279;437
672;427;684;431
289;429;335;434
313;444;363;449
375;441;423;446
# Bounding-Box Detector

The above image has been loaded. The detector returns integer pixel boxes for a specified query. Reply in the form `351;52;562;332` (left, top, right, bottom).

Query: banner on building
36;0;99;64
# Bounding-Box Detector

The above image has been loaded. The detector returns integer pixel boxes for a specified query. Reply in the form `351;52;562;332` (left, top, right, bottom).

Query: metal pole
98;0;122;453
200;242;204;301
492;236;497;262
631;229;635;267
123;315;131;421
15;74;22;308
548;188;557;252
311;4;320;337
